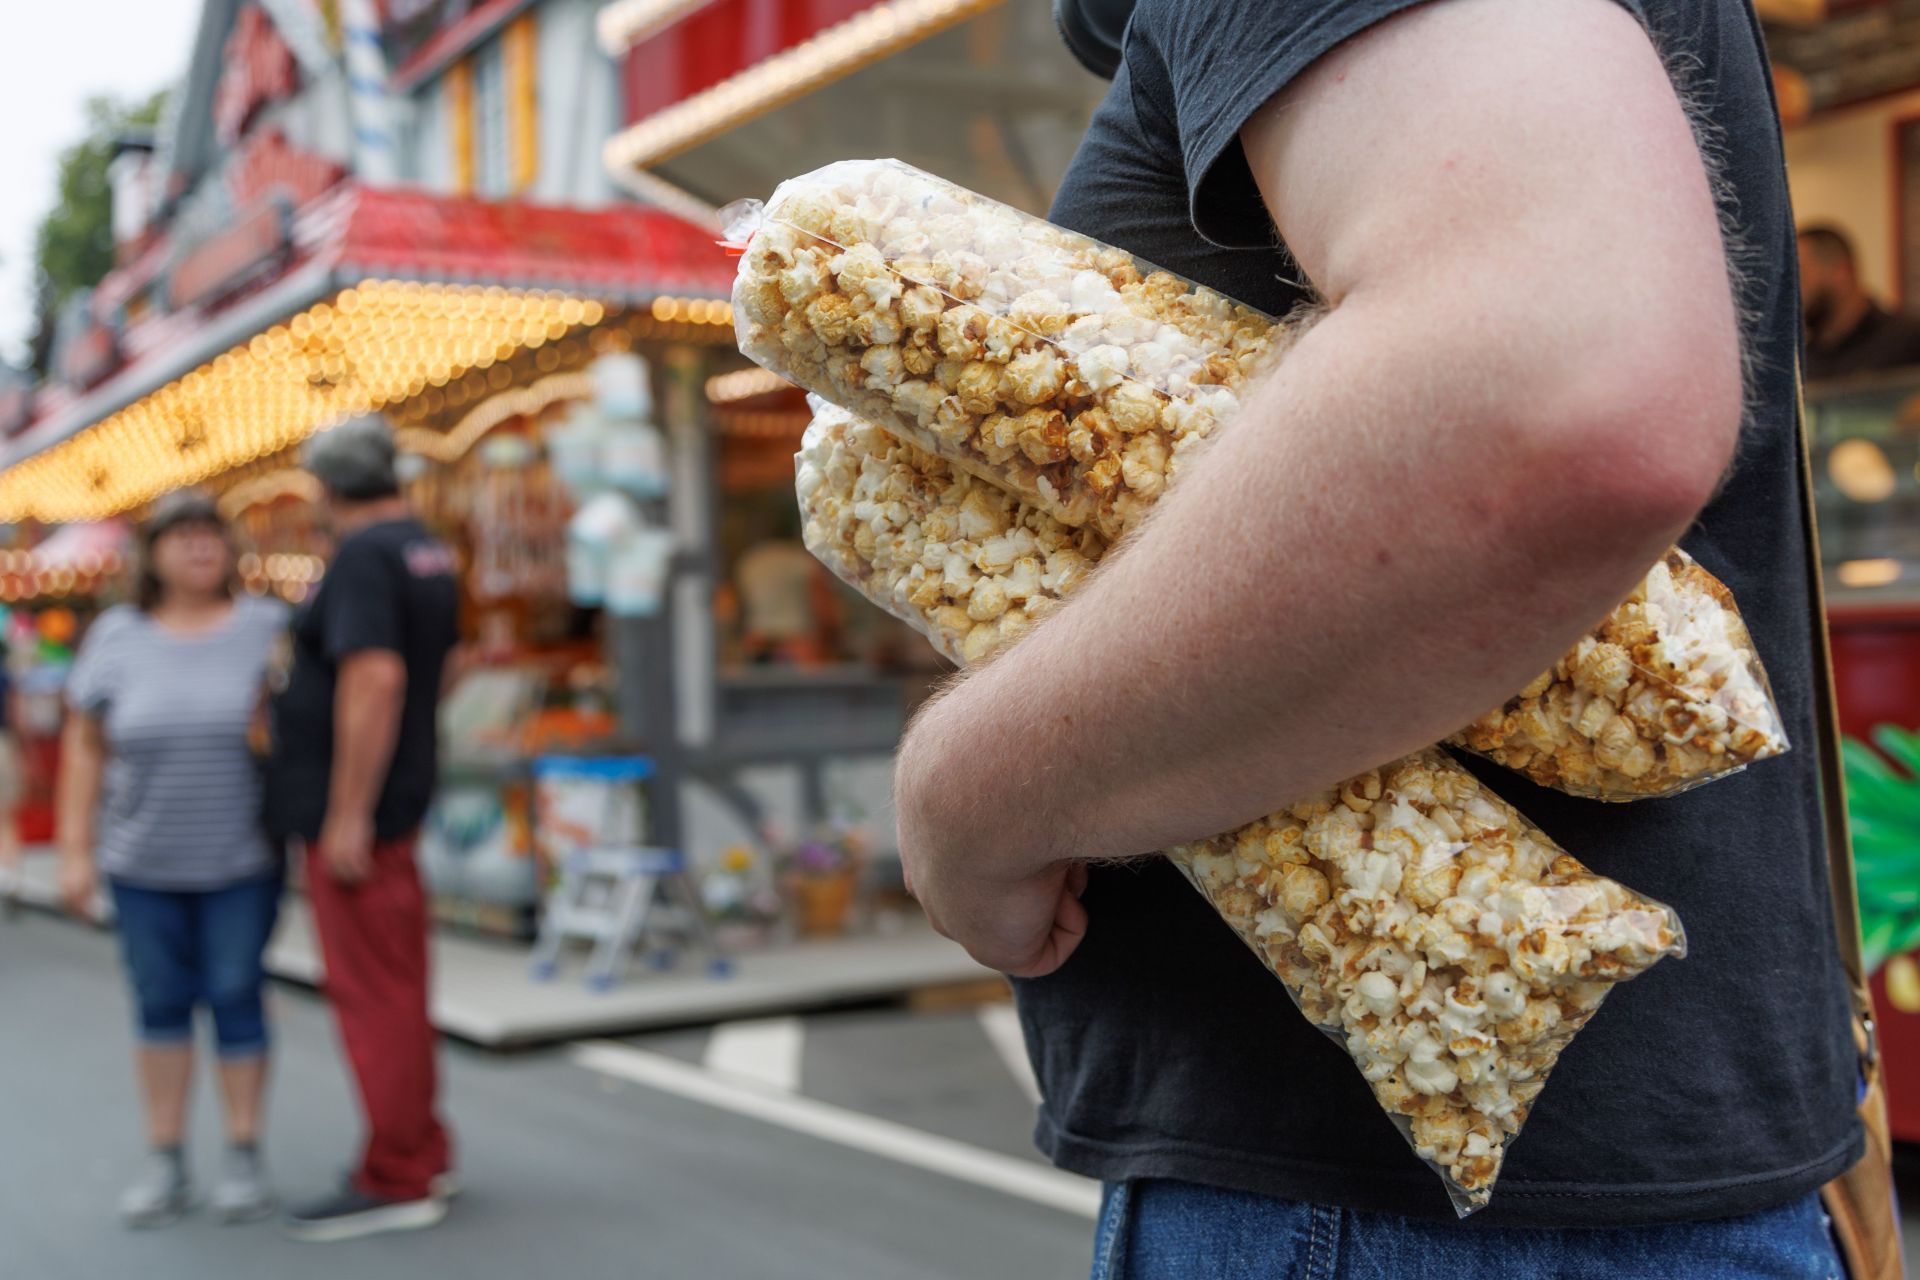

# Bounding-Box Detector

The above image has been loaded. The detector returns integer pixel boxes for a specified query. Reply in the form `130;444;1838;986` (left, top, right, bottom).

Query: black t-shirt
1806;301;1920;382
1021;0;1861;1228
265;518;459;843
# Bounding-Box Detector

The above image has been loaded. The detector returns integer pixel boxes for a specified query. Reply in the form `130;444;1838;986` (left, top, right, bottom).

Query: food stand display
0;526;133;844
1807;368;1920;1143
588;0;1122;939
0;0;962;958
398;330;933;939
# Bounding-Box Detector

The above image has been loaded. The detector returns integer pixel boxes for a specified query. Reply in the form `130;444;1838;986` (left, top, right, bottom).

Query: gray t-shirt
68;596;290;889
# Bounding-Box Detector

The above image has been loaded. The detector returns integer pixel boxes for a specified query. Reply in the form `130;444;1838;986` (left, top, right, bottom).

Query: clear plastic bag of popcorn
795;385;1785;795
733;160;1788;800
796;398;1106;666
795;400;1687;1213
1165;754;1685;1216
1448;549;1787;799
727;158;1282;544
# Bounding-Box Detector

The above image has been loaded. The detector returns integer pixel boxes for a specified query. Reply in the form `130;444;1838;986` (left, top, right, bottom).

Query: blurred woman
57;492;290;1228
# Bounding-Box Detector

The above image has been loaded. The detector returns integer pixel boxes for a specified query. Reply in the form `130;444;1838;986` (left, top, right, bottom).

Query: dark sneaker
283;1183;446;1243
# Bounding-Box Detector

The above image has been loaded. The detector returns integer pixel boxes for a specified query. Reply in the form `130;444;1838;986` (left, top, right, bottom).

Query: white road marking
977;1002;1042;1106
702;1015;804;1093
571;1040;1100;1219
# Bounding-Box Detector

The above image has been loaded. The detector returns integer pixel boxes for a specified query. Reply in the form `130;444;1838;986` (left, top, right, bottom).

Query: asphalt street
8;907;1920;1280
0;911;1092;1280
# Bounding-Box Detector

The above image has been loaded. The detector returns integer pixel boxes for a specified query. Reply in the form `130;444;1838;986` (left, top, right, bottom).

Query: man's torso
267;518;458;842
1019;0;1861;1228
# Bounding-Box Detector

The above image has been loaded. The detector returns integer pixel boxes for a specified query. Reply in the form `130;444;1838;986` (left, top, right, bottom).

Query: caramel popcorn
796;402;1106;666
1166;751;1681;1211
736;160;1786;801
734;159;1281;541
795;401;1685;1213
1448;550;1787;798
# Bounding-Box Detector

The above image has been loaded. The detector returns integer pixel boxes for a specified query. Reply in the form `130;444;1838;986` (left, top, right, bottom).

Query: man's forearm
900;287;1729;872
328;658;406;826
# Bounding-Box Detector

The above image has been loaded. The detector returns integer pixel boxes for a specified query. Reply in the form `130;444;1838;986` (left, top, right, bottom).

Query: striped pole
336;0;400;184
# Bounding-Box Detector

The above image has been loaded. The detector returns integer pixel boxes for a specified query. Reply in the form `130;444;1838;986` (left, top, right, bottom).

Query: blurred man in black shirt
1800;223;1920;381
273;415;460;1243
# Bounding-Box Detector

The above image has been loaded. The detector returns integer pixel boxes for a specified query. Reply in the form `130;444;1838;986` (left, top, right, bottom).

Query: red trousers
305;836;452;1201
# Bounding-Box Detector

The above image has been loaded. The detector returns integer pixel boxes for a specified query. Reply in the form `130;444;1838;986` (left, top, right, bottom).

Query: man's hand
895;701;1091;977
318;811;376;886
901;809;1089;978
57;854;98;920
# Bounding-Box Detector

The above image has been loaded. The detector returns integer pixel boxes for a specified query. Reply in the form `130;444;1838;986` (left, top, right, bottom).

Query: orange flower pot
791;870;858;937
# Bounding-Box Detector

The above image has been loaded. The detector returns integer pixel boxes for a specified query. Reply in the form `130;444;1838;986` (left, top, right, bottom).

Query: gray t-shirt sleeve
245;595;293;643
1129;0;1653;248
66;606;135;717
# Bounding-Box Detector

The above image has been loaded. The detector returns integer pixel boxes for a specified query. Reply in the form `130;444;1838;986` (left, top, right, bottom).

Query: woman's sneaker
120;1148;192;1229
211;1143;275;1224
283;1182;447;1243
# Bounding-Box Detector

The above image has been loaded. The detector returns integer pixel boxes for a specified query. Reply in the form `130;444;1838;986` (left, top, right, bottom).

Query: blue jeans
110;873;282;1057
1090;1180;1847;1280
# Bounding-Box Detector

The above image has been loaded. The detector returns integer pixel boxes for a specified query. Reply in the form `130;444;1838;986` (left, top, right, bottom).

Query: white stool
529;846;732;990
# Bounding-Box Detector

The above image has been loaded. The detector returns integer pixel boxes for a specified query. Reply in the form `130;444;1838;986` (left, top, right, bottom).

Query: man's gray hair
306;413;400;501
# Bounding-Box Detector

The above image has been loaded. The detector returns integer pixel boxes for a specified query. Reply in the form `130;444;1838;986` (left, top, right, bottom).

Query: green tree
29;90;168;373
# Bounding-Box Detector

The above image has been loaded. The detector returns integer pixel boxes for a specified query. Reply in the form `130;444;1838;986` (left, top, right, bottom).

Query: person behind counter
56;491;291;1228
266;415;461;1244
1800;223;1920;381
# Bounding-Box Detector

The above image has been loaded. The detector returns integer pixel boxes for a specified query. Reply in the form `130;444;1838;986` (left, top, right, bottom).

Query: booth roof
2;186;738;524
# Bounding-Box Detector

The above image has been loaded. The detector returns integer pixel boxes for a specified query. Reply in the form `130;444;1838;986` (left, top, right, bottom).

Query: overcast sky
0;0;203;367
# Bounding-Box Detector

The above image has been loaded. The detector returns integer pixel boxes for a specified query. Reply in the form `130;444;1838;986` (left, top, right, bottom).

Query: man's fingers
328;852;370;885
1002;885;1090;979
1046;885;1090;967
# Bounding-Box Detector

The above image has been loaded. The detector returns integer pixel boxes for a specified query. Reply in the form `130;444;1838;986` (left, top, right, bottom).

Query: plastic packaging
605;525;677;618
795;401;1685;1212
1166;752;1682;1213
1450;551;1787;798
797;399;1786;793
796;401;1104;665
730;158;1281;542
742;160;1786;797
532;756;652;862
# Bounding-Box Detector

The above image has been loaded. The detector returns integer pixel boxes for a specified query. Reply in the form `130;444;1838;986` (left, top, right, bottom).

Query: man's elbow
1519;333;1743;542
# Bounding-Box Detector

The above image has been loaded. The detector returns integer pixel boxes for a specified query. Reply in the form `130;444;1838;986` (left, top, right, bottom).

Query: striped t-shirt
67;596;290;889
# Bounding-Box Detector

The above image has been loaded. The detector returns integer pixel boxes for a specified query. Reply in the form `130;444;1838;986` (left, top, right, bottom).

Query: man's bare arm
328;651;407;830
897;0;1742;919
